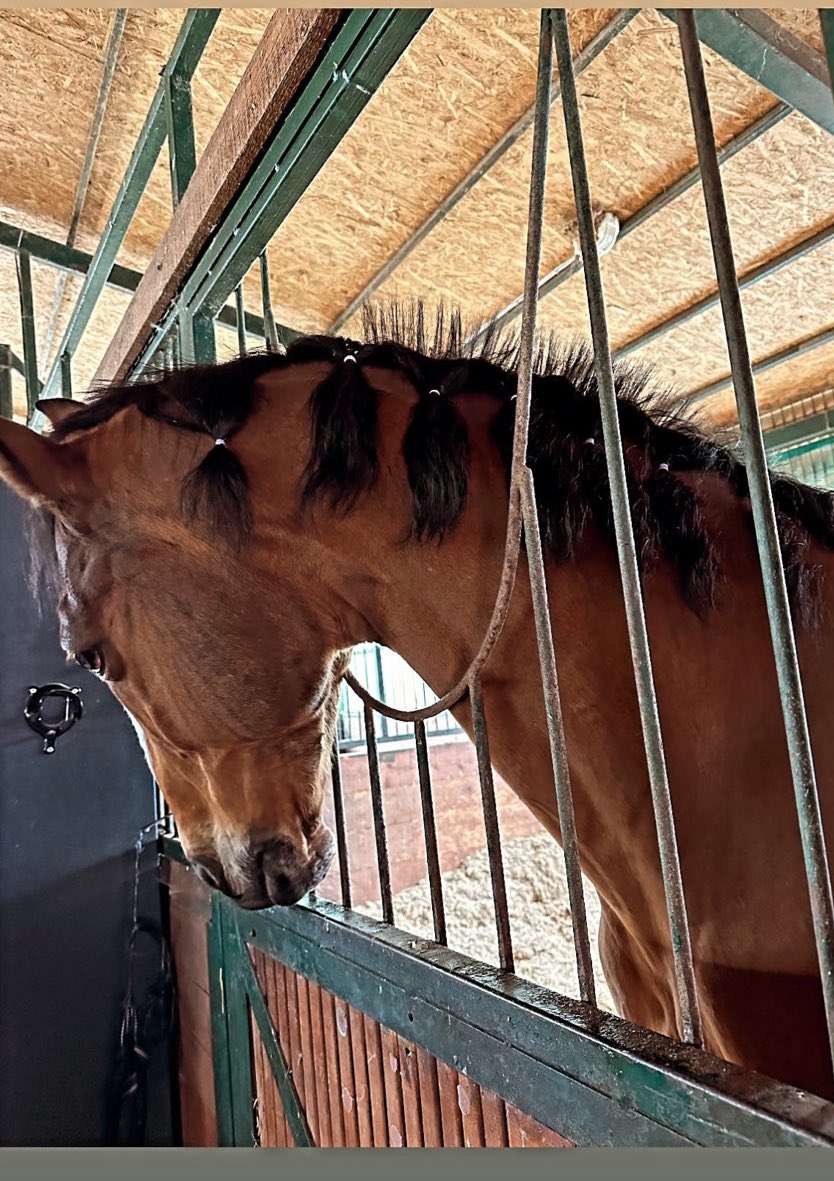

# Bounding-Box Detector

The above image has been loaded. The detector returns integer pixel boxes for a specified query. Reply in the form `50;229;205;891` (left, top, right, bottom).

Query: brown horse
1;309;832;1100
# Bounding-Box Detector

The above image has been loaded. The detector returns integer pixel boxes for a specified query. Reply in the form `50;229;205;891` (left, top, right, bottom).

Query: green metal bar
0;345;13;419
822;10;834;92
233;925;313;1146
165;70;197;208
0;222;141;293
328;8;638;334
661;8;834;134
258;252;281;352
223;893;834;1148
15;250;40;420
764;411;833;452
59;352;72;398
206;893;235;1147
685;324;834;406
234;285;247;355
179;310;216;367
771;433;834;465
171;9;430;323
219;909;257;1146
40;9;219;398
678;7;834;1073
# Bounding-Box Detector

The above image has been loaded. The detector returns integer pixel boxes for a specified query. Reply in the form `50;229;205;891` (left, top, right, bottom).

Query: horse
1;304;832;1101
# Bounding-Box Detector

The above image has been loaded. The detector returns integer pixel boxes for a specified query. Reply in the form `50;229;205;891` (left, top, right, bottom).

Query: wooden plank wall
248;946;574;1149
166;860;573;1148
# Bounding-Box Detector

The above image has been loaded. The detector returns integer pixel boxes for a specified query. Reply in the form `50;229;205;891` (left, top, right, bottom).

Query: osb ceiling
0;7;831;431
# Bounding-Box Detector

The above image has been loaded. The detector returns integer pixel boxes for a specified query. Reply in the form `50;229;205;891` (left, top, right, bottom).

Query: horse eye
74;649;105;676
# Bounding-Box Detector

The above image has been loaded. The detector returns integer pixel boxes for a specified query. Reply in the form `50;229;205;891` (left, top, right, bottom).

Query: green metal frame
661;8;834;134
38;9;220;400
164;842;834;1148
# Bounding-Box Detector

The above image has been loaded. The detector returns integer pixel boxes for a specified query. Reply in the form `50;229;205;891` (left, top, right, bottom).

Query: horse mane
43;299;834;626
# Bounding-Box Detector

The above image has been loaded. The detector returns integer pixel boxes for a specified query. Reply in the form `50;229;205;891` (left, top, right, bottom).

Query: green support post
40;9;220;399
0;345;13;419
15;250;40;420
206;894;236;1147
821;10;834;92
258;252;281;353
164;70;197;208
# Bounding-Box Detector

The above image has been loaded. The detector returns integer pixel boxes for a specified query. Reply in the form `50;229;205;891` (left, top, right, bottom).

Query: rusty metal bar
259;252;282;353
679;8;834;1066
554;7;702;1045
364;702;394;924
234;285;247;356
330;742;352;910
470;675;514;974
414;720;447;945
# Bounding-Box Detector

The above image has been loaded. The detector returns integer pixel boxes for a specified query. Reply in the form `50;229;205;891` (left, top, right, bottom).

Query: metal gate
5;7;834;1148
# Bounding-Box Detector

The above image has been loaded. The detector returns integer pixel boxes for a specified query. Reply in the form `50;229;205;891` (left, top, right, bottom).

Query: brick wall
319;735;542;906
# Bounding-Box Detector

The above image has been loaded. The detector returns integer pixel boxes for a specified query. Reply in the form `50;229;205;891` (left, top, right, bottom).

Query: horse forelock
34;298;834;627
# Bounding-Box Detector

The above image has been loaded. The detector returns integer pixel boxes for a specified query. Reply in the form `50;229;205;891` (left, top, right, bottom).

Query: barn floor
358;829;616;1012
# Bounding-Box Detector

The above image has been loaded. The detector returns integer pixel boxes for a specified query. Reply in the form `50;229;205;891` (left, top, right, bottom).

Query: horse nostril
273;872;291;897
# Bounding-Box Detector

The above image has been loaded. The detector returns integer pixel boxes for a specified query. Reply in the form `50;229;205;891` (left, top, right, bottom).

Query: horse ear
36;397;87;428
0;416;89;511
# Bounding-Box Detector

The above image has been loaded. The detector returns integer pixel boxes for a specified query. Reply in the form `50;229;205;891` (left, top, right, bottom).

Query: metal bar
235;934;313;1146
164;70;197;208
234;285;247;355
764;410;832;452
327;8;638;334
678;9;834;1066
521;470;596;1005
0;345;12;420
662;8;834;135
41;9;128;363
364;702;394;924
414;720;447;946
15;250;40;420
554;7;701;1045
220;909;257;1146
180;309;217;368
822;10;834;92
175;9;431;323
475;101;789;343
684;324;834;407
40;9;220;399
771;433;834;464
616;218;834;361
330;743;352;909
506;8;596;1005
258;252;281;352
60;353;72;398
469;675;514;974
0;219;141;292
207;893;236;1146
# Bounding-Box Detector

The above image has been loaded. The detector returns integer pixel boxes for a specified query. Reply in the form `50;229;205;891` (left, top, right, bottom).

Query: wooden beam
94;9;340;386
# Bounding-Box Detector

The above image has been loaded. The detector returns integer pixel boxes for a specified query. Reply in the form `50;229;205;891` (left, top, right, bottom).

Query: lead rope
105;818;176;1146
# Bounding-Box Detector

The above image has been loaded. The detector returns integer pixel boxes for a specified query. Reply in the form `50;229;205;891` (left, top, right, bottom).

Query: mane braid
34;298;834;626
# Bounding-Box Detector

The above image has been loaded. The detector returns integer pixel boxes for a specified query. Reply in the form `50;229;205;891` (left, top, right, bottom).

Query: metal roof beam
0;219;141;293
661;9;834;135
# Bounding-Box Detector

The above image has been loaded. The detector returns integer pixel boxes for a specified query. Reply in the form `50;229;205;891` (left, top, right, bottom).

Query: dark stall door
0;485;174;1146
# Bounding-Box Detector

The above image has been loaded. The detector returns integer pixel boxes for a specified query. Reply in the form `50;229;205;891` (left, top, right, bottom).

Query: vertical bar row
330;743;353;909
15;250;39;420
0;345;12;419
552;8;701;1044
469;676;514;973
513;8;596;1006
364;702;394;924
259;251;282;353
414;720;447;945
678;8;834;1066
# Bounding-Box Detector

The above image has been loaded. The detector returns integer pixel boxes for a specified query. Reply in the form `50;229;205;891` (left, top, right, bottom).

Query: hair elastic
214;438;227;448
